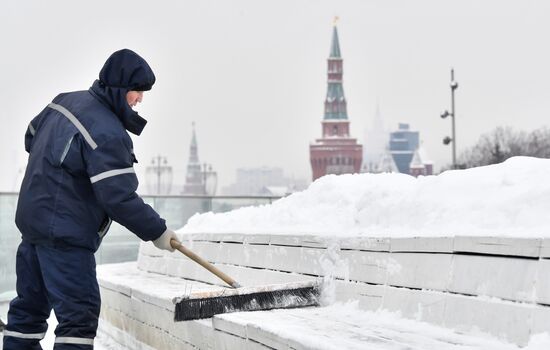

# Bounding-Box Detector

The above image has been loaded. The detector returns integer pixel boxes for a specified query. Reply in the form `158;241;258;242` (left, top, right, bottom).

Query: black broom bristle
174;284;321;321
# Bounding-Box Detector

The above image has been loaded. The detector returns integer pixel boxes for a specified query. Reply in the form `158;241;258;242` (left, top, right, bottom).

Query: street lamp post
146;155;173;195
200;163;217;212
202;163;218;196
440;68;459;169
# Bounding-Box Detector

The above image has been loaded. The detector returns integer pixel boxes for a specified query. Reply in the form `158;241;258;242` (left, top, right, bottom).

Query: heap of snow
181;157;550;237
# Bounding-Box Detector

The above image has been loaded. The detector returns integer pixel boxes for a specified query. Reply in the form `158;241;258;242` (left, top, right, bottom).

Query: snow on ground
2;300;550;350
181;157;550;238
219;302;550;350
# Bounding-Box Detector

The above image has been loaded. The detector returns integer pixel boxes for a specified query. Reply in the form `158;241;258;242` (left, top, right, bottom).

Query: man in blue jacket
3;49;179;349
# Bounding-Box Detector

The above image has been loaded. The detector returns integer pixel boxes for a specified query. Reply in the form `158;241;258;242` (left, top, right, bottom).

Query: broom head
173;280;321;321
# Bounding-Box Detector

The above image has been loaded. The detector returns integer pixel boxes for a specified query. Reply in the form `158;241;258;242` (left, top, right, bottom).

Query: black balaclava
89;49;156;135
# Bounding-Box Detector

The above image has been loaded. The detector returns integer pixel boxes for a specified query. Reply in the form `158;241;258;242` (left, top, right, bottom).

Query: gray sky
1;0;549;192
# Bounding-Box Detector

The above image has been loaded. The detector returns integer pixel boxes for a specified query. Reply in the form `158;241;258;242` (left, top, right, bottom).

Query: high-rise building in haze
309;22;362;181
389;123;419;174
388;123;433;176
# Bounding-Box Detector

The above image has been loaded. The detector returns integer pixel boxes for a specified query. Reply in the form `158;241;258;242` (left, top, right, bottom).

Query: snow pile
526;333;550;350
181;157;550;237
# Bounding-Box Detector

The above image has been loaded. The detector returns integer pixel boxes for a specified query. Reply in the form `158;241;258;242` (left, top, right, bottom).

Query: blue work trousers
3;240;100;349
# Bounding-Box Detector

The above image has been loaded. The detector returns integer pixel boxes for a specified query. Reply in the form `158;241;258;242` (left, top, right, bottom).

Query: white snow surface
218;302;550;350
2;301;550;350
181;157;550;237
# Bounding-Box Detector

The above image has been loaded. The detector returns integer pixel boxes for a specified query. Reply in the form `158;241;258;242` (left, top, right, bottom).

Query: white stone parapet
97;233;550;349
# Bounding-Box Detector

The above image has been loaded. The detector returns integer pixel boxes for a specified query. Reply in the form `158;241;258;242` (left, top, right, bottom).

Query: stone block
219;242;268;269
454;236;541;258
390;237;454;253
212;330;248;350
270;234;307;247
98;317;157;350
217;233;247;243
540;239;550;258
388;253;453;291
333;280;384;311
137;254;168;275
266;234;333;249
212;315;247;338
100;287;214;349
139;241;163;257
99;287;132;315
100;305;192;350
339;236;391;251
298;247;330;277
531;305;550;336
225;265;318;287
183;241;224;264
263;245;325;276
244;234;271;245
536;259;550;305
300;235;332;249
247;322;291;349
187;232;245;244
381;286;447;325
450;255;538;302
341;250;389;284
443;293;532;346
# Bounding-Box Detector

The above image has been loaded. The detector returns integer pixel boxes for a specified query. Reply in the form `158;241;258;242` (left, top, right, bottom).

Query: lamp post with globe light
202;163;217;196
440;69;459;169
146;155;172;195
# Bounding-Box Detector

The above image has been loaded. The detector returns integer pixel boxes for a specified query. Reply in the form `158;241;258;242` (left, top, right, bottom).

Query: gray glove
153;228;178;252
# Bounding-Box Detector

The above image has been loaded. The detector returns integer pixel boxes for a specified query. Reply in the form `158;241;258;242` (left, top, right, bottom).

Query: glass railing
0;193;280;295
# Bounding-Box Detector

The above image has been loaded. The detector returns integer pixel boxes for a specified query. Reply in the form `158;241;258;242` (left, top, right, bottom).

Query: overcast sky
1;0;549;192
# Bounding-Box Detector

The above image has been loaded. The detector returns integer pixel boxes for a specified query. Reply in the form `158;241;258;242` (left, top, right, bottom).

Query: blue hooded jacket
15;49;167;252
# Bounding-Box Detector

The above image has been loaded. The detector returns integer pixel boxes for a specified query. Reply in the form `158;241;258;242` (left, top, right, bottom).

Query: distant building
222;166;307;196
370;148;399;174
409;147;434;177
389;123;420;174
362;103;389;173
309;23;362;181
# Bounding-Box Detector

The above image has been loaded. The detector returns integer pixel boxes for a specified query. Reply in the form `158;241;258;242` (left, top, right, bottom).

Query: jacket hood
89;49;156;136
99;49;156;91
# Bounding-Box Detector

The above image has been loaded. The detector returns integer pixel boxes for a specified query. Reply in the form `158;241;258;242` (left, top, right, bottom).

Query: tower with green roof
183;122;205;194
310;20;363;180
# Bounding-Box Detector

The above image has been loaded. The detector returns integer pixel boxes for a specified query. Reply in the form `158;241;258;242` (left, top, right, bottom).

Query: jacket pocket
59;135;75;166
98;216;112;239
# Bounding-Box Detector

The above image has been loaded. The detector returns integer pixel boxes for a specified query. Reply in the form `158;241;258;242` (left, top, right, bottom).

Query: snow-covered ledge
97;234;550;349
97;157;550;349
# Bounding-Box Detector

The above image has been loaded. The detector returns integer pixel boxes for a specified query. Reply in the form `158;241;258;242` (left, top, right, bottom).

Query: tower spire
324;21;347;120
330;18;341;58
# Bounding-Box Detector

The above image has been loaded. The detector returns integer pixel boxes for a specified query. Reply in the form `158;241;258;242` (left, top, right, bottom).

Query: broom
170;239;321;321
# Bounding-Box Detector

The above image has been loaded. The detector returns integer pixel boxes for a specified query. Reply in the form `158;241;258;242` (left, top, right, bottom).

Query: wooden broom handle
170;239;241;288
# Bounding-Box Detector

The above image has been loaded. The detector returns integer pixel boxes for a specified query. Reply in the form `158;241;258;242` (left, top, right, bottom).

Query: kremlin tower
183;122;205;195
309;21;363;181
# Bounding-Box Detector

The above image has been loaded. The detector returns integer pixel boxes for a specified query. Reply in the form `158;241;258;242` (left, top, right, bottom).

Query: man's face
126;91;144;108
